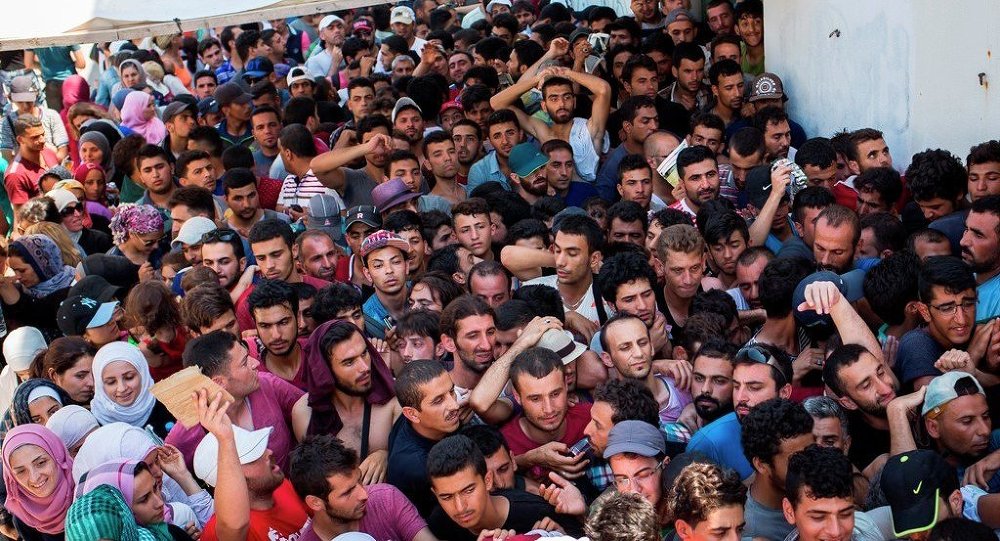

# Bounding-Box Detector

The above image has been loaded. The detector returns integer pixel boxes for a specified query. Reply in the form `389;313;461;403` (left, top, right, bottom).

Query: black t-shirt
386;417;442;517
428;489;584;541
846;409;890;471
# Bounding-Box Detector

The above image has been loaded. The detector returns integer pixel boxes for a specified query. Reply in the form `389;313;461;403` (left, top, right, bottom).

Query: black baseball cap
68;275;123;303
881;450;959;538
57;295;119;337
214;82;253;108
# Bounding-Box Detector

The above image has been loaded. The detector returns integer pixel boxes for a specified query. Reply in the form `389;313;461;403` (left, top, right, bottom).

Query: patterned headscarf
110;204;164;245
9;235;77;298
2;424;75;534
65;484;169;541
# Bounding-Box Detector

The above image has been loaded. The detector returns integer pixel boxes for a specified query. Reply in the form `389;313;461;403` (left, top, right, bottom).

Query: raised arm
499;245;555;280
748;164;791;248
489;71;550;140
310;133;391;190
562;69;612;144
196;390;249;541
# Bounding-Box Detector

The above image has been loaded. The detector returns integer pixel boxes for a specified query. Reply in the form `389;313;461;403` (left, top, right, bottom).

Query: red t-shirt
256;177;283;211
4;148;58;205
500;402;592;481
201;480;309;541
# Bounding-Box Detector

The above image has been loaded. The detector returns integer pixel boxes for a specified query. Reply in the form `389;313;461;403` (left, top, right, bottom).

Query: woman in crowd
13;197;59;238
90;342;174;437
0;327;47;419
124;281;189;380
25;221;83;267
58;75;93;169
30;337;97;406
66;103;109;147
72;423;214;527
65;485;172;541
74;138;114;219
1;235;77;340
668;461;747;541
108;204;165;270
77;459;198;540
113;59;146;95
1;425;75;541
6;379;70;427
45;406;99;458
120;90;166;145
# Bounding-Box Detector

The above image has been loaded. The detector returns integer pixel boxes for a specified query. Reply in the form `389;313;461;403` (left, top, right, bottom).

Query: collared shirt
663;81;711;112
467;151;511;194
216;119;254;148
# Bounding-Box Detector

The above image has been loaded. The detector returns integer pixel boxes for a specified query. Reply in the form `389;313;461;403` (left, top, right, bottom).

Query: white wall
764;0;999;170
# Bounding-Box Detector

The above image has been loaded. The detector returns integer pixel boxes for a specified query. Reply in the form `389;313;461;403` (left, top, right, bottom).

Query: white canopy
0;0;379;51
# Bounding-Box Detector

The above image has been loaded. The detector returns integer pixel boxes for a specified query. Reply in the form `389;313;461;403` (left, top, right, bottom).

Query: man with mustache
960;195;1000;321
663;338;737;443
299;320;402;485
687;342;793;481
248;280;307;389
388;360;463;516
813;205;860;274
669;145;721;219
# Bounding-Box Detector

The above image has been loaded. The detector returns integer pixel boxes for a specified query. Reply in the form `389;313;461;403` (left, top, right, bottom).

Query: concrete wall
763;0;998;170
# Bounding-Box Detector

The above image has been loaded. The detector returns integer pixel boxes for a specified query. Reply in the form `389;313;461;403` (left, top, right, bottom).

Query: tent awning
0;0;380;52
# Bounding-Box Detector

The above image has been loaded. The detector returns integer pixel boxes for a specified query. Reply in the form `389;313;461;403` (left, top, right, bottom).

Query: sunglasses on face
60;204;83;217
140;235;164;248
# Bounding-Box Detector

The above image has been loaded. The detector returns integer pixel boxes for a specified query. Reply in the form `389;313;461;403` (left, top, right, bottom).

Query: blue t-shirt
32;46;79;81
976;273;1000;324
685;411;753;480
895;327;946;389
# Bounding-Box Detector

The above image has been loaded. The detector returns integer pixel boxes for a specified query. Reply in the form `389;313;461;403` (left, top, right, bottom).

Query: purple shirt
299;484;427;541
165;372;305;471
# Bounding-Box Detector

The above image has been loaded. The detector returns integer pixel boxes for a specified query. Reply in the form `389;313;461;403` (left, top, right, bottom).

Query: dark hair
311;283;362;325
728;126;764;158
621;55;657;86
785;445;853;506
200;227;244;260
463;70;499;95
593;379;660;426
969;194;1000;233
734;0;763;21
291;281;317;302
860;212;906;255
198;38;222;56
690;112;725;136
555;214;605;254
420;210;452;244
707;58;741;86
136;143;171;168
906;149;967;203
182;330;240;377
606;200;648;231
683;314;728;356
439;294;495;338
907;228;949;253
396;309;440;341
759;257;813;318
167;186;216;219
967;140;1000;168
863;250;919;326
461;424;510;458
616;153;651;183
512;40;544;70
248;279;299;320
279;123;317;157
452;197;491;223
540;76;573;98
222;167;257;194
740;398;814;465
283;97;318;127
816;204;861;246
506;218;550;246
855;167;902;208
357;114;392;141
427;244;464;278
845;128;883;162
174;150;211;180
396;359;448;409
752;106;789;133
702;210;748;247
597;251;657;304
651;208;693;229
235;29;261;62
422;130;453;156
918;256;976;303
509;347;564;392
494;299;535;331
530;197;565;223
182;284;235;331
188;126;225;158
791;186;836;225
691;289;738;329
288;435;358;501
511;285;565;322
485;108;519;133
125;281;182;334
221;145;255;171
384;209;422;235
32;337;96;380
249;218;294;249
928;519;997;541
427;434;487;480
468;260;510;292
822;343;874;398
794;137;837;169
677;145;716;179
671;41;704;67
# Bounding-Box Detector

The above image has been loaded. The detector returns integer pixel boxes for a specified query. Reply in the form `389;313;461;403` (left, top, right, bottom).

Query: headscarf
9;235;77;298
5;379;70;427
71;422;157;484
118;59;148;88
109;204;164;245
46;405;100;452
120;90;166;145
60;75;91;124
90;342;157;428
76;458;141;502
65;484;167;541
77;130;114;173
1;424;75;534
0;327;46;418
79;118;124;150
303;320;396;436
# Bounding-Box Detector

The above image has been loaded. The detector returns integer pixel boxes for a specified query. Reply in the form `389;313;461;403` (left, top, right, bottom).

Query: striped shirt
278;169;344;211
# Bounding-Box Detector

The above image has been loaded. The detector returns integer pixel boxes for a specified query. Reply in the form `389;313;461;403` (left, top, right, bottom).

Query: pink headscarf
2;424;75;534
76;459;140;506
120;90;166;145
60;75;91;123
73;161;105;183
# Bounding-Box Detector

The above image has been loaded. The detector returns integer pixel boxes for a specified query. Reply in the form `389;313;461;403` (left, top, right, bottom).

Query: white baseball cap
319;14;345;29
390;6;416;25
171;216;218;249
194;425;272;487
45;188;79;213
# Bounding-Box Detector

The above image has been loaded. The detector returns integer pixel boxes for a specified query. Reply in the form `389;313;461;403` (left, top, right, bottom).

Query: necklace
564;292;586;311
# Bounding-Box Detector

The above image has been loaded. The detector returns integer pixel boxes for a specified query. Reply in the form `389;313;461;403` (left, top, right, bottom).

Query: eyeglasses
613;462;663;491
736;345;788;385
928;299;977;317
60;204;83;217
201;229;238;244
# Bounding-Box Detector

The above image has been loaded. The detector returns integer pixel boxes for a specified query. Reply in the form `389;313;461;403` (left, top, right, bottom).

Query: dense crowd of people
0;0;998;540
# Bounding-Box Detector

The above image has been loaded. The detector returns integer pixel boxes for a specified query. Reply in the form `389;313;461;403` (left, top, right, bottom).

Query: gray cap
162;100;197;123
603;420;666;459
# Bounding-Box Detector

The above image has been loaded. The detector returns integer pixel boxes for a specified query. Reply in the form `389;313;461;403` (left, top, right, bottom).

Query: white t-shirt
523;274;611;327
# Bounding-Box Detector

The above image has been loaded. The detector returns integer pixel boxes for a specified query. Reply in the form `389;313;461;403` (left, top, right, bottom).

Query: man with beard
250;105;281;179
597;96;659;203
393;98;426;161
170;330;308;471
666;339;738;442
897;257;984;391
201;228;250;295
596;252;670;358
655;224;726;347
508;142;550;205
423;131;467;205
299;320;402;483
746;257;814;364
617;155;655;212
599;314;692;425
708;59;744;129
330;78;377;149
734;246;773;311
490;66;611;183
453;120;483;184
664;42;709;112
543;140;598;208
469;110;523;193
501;347;593;483
290;435;434;541
687;343;793;481
670;145;721;219
249;280;307;389
754;106;793;161
294;230;341;283
223;168;290;238
311;115;392;209
388;360;462;516
813;205;860;274
439;295;500;398
960;195;1000;321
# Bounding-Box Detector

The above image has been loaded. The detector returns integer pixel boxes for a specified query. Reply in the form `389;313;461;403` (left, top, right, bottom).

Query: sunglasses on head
201;229;238;244
736;345;788;384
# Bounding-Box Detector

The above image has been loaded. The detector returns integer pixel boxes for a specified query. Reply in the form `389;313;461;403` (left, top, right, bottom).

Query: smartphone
568;437;591;456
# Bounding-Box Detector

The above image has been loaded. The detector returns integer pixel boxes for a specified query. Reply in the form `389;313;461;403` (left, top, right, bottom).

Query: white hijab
90;342;157;428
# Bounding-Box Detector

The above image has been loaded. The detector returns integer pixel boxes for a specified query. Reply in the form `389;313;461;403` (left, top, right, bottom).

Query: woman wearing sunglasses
108;204;166;280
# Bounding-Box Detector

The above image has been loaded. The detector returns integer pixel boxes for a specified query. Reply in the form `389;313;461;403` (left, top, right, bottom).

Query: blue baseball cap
508;142;548;178
197;96;220;116
793;269;865;328
242;56;274;79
